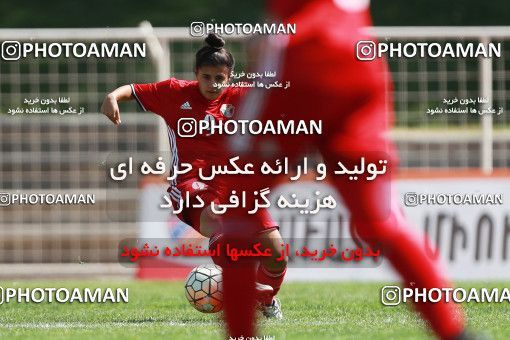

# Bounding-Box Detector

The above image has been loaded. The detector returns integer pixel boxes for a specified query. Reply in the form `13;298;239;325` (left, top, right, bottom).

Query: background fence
0;25;509;264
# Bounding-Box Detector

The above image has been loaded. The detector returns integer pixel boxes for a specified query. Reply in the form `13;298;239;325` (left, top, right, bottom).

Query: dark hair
195;33;234;72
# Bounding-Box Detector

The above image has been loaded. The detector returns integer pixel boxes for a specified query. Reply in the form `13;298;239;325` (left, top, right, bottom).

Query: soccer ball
184;264;223;313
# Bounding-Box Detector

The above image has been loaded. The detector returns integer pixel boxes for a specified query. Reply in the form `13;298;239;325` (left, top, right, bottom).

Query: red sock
257;265;286;305
219;229;258;338
223;264;257;337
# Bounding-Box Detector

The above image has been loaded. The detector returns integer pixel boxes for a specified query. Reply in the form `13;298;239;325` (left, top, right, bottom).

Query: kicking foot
255;282;274;306
260;297;283;320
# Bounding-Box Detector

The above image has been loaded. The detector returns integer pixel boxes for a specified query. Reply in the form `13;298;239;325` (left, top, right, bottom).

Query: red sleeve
130;78;176;117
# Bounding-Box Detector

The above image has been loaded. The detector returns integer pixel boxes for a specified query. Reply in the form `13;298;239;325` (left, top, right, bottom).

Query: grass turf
0;280;508;339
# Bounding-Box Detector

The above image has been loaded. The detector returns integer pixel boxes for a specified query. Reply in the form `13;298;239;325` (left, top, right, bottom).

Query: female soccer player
100;33;286;319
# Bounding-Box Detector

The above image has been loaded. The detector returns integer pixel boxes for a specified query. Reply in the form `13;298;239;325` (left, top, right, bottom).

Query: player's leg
182;190;227;268
321;110;464;339
198;205;221;239
192;201;259;336
320;146;465;339
256;227;286;319
219;215;259;337
172;179;223;239
172;185;259;336
206;204;285;312
257;228;287;297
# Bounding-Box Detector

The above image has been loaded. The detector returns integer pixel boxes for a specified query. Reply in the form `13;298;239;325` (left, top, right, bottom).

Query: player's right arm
100;85;133;125
102;79;174;125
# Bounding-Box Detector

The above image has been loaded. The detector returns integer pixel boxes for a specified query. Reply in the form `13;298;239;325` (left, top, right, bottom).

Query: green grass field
0;280;508;339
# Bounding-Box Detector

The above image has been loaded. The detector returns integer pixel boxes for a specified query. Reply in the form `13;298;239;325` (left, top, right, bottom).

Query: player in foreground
220;0;475;339
100;33;286;319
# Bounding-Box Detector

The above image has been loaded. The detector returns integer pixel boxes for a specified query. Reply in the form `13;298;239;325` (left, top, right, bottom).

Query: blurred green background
0;0;508;28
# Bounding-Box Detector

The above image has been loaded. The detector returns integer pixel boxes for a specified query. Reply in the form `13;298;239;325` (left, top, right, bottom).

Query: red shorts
169;178;278;236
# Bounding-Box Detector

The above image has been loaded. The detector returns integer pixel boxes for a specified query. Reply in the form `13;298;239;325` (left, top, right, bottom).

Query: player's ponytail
195;33;234;72
205;33;225;50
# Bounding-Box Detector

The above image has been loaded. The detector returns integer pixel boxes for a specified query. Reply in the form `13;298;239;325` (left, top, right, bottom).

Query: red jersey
131;79;244;188
131;79;277;233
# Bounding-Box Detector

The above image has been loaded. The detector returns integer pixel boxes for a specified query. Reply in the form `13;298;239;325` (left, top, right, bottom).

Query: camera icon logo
177;118;197;138
356;40;377;61
190;22;206;37
0;193;11;206
381;285;401;306
1;41;21;61
404;192;419;207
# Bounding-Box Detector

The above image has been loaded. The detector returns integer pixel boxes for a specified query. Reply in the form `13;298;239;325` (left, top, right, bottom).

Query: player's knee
199;206;222;238
270;247;288;269
261;254;287;274
351;209;405;245
259;228;288;270
265;246;288;271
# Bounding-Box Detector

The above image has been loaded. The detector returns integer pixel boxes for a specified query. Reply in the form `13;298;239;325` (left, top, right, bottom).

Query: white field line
0;320;344;329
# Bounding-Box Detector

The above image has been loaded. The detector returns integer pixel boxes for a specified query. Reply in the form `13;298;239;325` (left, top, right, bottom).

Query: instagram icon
356;40;377;61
